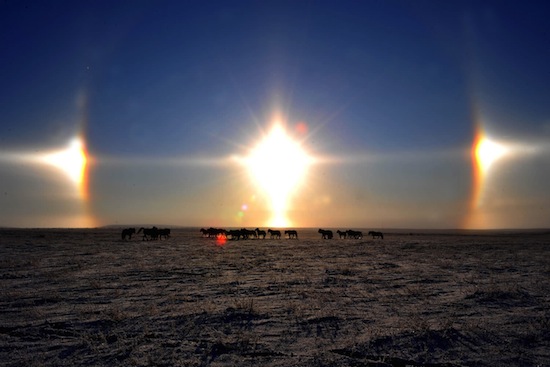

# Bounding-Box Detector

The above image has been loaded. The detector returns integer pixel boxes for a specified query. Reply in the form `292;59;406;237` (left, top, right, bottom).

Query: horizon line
1;225;549;233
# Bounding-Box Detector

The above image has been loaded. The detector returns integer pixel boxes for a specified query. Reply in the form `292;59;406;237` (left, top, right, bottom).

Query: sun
243;124;313;227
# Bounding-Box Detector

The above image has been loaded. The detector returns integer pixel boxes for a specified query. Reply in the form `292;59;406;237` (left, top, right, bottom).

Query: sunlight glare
470;130;511;212
41;137;88;186
475;135;510;174
465;127;514;228
244;124;312;227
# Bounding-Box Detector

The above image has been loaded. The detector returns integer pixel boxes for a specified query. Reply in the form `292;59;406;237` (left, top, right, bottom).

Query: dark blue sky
1;0;549;228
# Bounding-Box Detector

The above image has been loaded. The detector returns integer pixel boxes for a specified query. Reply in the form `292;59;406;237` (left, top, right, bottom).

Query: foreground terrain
1;228;549;366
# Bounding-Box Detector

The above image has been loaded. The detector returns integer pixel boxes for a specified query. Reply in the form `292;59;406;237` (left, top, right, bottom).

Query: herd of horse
121;227;171;241
121;226;384;241
200;227;299;240
200;227;384;240
320;229;384;239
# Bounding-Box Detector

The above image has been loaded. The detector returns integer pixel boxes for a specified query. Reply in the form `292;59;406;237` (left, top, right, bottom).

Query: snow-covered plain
1;228;549;366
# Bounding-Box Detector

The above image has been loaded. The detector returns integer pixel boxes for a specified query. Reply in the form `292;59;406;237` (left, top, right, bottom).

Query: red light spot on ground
216;236;227;247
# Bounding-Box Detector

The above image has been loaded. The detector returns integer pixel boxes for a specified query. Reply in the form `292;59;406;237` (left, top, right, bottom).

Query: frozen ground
0;228;549;366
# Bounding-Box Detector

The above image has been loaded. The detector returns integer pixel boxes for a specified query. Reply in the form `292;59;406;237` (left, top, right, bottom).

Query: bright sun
244;124;312;227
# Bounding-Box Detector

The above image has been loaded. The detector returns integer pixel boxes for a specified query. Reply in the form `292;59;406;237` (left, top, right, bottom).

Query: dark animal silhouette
121;228;136;240
200;227;214;237
347;230;363;239
240;228;257;239
158;228;171;240
200;228;226;238
268;229;281;239
336;230;347;239
285;230;298;239
255;228;266;239
137;227;158;241
226;229;242;240
368;231;384;239
318;229;333;239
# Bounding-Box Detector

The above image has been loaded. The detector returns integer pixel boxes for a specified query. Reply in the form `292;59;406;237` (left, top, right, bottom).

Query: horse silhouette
268;229;281;239
226;229;242;240
336;230;347;239
347;230;363;239
368;231;384;239
158;228;171;240
318;229;333;239
121;228;136;240
285;230;298;239
137;227;158;241
240;228;257;239
200;228;226;238
255;228;267;239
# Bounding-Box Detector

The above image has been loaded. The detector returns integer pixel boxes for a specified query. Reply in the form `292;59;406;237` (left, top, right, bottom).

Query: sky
1;0;549;229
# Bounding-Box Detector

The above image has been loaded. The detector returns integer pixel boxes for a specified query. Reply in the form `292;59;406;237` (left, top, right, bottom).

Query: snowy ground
1;228;549;366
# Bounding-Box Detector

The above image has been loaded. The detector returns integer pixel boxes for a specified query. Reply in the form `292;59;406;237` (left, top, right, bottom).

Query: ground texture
1;228;549;366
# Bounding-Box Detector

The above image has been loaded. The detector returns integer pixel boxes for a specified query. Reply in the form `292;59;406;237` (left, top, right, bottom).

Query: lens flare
295;121;308;135
216;236;227;247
